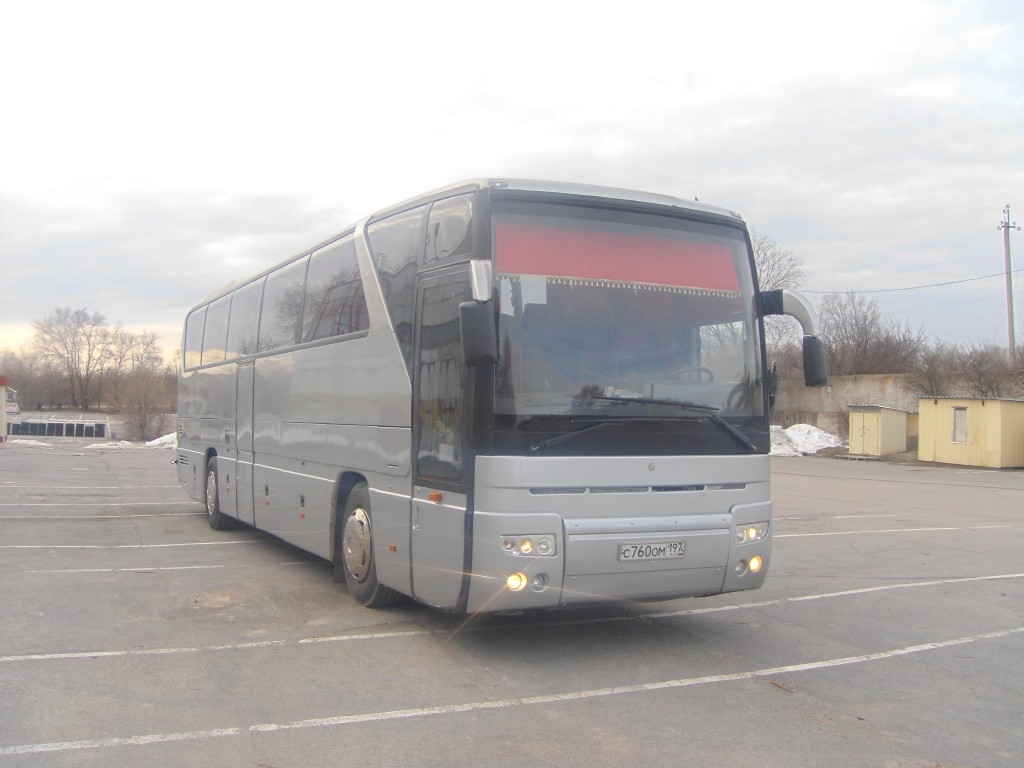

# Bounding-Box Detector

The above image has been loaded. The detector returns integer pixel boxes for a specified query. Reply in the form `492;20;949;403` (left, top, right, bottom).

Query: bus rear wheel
205;458;237;531
337;483;402;607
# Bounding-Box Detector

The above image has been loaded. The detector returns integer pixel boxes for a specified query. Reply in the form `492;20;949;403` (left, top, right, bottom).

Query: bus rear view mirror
460;300;497;366
802;336;828;387
760;288;829;387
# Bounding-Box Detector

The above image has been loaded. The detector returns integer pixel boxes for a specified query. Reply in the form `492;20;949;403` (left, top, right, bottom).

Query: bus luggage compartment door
562;514;730;602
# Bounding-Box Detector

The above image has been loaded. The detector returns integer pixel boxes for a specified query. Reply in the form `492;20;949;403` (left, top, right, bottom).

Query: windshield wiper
591;395;758;453
528;420;626;453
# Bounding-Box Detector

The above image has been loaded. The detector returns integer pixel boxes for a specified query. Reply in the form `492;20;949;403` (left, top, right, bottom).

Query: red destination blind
494;220;740;292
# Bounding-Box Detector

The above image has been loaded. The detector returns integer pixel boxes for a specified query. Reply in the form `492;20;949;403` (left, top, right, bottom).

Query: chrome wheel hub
343;508;372;582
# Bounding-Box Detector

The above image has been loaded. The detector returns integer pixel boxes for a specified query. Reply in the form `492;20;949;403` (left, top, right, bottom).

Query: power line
802;266;1024;294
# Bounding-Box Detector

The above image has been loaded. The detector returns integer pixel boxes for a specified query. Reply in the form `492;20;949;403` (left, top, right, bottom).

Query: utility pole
999;205;1020;368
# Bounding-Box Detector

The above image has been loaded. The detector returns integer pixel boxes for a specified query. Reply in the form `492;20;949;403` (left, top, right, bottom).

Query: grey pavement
1;439;1021;767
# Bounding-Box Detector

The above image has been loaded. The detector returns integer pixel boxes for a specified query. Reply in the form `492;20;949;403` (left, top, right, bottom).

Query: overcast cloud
1;0;1022;357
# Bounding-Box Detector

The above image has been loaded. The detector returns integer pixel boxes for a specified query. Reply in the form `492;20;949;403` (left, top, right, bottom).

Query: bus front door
410;269;473;610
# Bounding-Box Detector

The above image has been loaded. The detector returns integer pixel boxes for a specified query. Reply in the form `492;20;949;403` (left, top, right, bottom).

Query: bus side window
226;279;264;358
260;258;309;351
201;295;231;365
302;238;367;343
184;307;207;370
424;195;474;267
367;205;427;369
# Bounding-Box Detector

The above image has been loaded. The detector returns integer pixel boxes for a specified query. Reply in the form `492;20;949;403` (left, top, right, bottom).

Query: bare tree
752;234;808;374
33;309;113;409
959;343;1021;398
117;364;175;441
112;330;170;440
752;234;806;292
819;292;925;376
904;341;959;397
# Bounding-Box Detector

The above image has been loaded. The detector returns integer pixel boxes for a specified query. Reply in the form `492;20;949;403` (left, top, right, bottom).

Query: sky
2;0;1023;362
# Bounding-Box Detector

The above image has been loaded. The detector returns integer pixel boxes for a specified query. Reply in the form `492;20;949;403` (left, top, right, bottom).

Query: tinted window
367;206;425;367
201;295;231;365
416;277;469;483
226;279;264;358
184;307;206;370
302;238;368;342
424;194;474;267
260;258;309;352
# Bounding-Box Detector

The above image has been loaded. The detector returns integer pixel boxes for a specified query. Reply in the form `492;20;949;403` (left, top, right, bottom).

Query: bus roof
371;178;744;223
195;179;745;306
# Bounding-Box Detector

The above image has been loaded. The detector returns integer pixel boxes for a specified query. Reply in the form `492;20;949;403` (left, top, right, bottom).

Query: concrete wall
774;374;919;436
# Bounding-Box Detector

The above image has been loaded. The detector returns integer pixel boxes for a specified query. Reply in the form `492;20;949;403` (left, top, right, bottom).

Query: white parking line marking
3;626;1020;755
0;485;181;490
0;540;261;549
0;502;198;507
777;514;898;521
27;565;230;575
0;513;202;520
775;524;1010;538
0;728;243;755
3;572;1020;664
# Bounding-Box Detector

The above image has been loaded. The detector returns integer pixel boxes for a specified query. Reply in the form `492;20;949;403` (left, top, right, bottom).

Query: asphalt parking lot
1;438;1022;767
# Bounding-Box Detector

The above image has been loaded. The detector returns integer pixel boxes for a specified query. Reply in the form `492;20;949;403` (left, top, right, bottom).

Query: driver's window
416;277;470;484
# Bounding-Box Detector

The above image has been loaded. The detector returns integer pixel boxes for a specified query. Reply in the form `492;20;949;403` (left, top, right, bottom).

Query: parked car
6;402;19;415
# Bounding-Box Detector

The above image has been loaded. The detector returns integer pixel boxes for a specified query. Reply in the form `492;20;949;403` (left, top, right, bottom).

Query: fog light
506;572;528;591
749;555;763;573
735;559;748;576
531;573;548;590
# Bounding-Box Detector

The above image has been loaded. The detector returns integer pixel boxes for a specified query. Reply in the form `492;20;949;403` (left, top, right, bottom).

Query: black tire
336;483;402;607
205;458;237;531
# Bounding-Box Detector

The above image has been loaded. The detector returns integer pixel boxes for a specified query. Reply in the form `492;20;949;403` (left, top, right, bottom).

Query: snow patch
5;439;54;448
146;433;177;449
85;441;136;450
771;424;846;456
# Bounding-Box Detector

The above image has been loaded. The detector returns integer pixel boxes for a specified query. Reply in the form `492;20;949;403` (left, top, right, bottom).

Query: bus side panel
409;489;467;609
176;370;204;502
250;337;413;565
252;420;329;557
201;364;238;519
367;482;413;597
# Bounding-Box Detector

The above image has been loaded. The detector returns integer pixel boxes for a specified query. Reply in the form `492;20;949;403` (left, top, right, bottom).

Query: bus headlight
735;522;769;544
501;534;556;557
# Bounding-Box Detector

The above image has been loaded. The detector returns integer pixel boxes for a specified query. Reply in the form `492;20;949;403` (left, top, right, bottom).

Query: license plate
617;540;686;561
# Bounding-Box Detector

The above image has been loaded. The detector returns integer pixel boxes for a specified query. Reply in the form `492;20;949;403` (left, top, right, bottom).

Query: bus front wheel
205;458;237;531
337;483;402;607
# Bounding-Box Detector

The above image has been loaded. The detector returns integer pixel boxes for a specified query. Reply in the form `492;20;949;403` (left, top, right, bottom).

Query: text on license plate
618;541;686;561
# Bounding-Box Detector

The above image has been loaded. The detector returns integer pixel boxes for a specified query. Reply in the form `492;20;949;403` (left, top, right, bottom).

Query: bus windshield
492;204;765;445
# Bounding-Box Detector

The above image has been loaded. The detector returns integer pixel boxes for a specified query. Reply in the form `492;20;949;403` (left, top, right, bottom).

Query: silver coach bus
176;179;827;613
